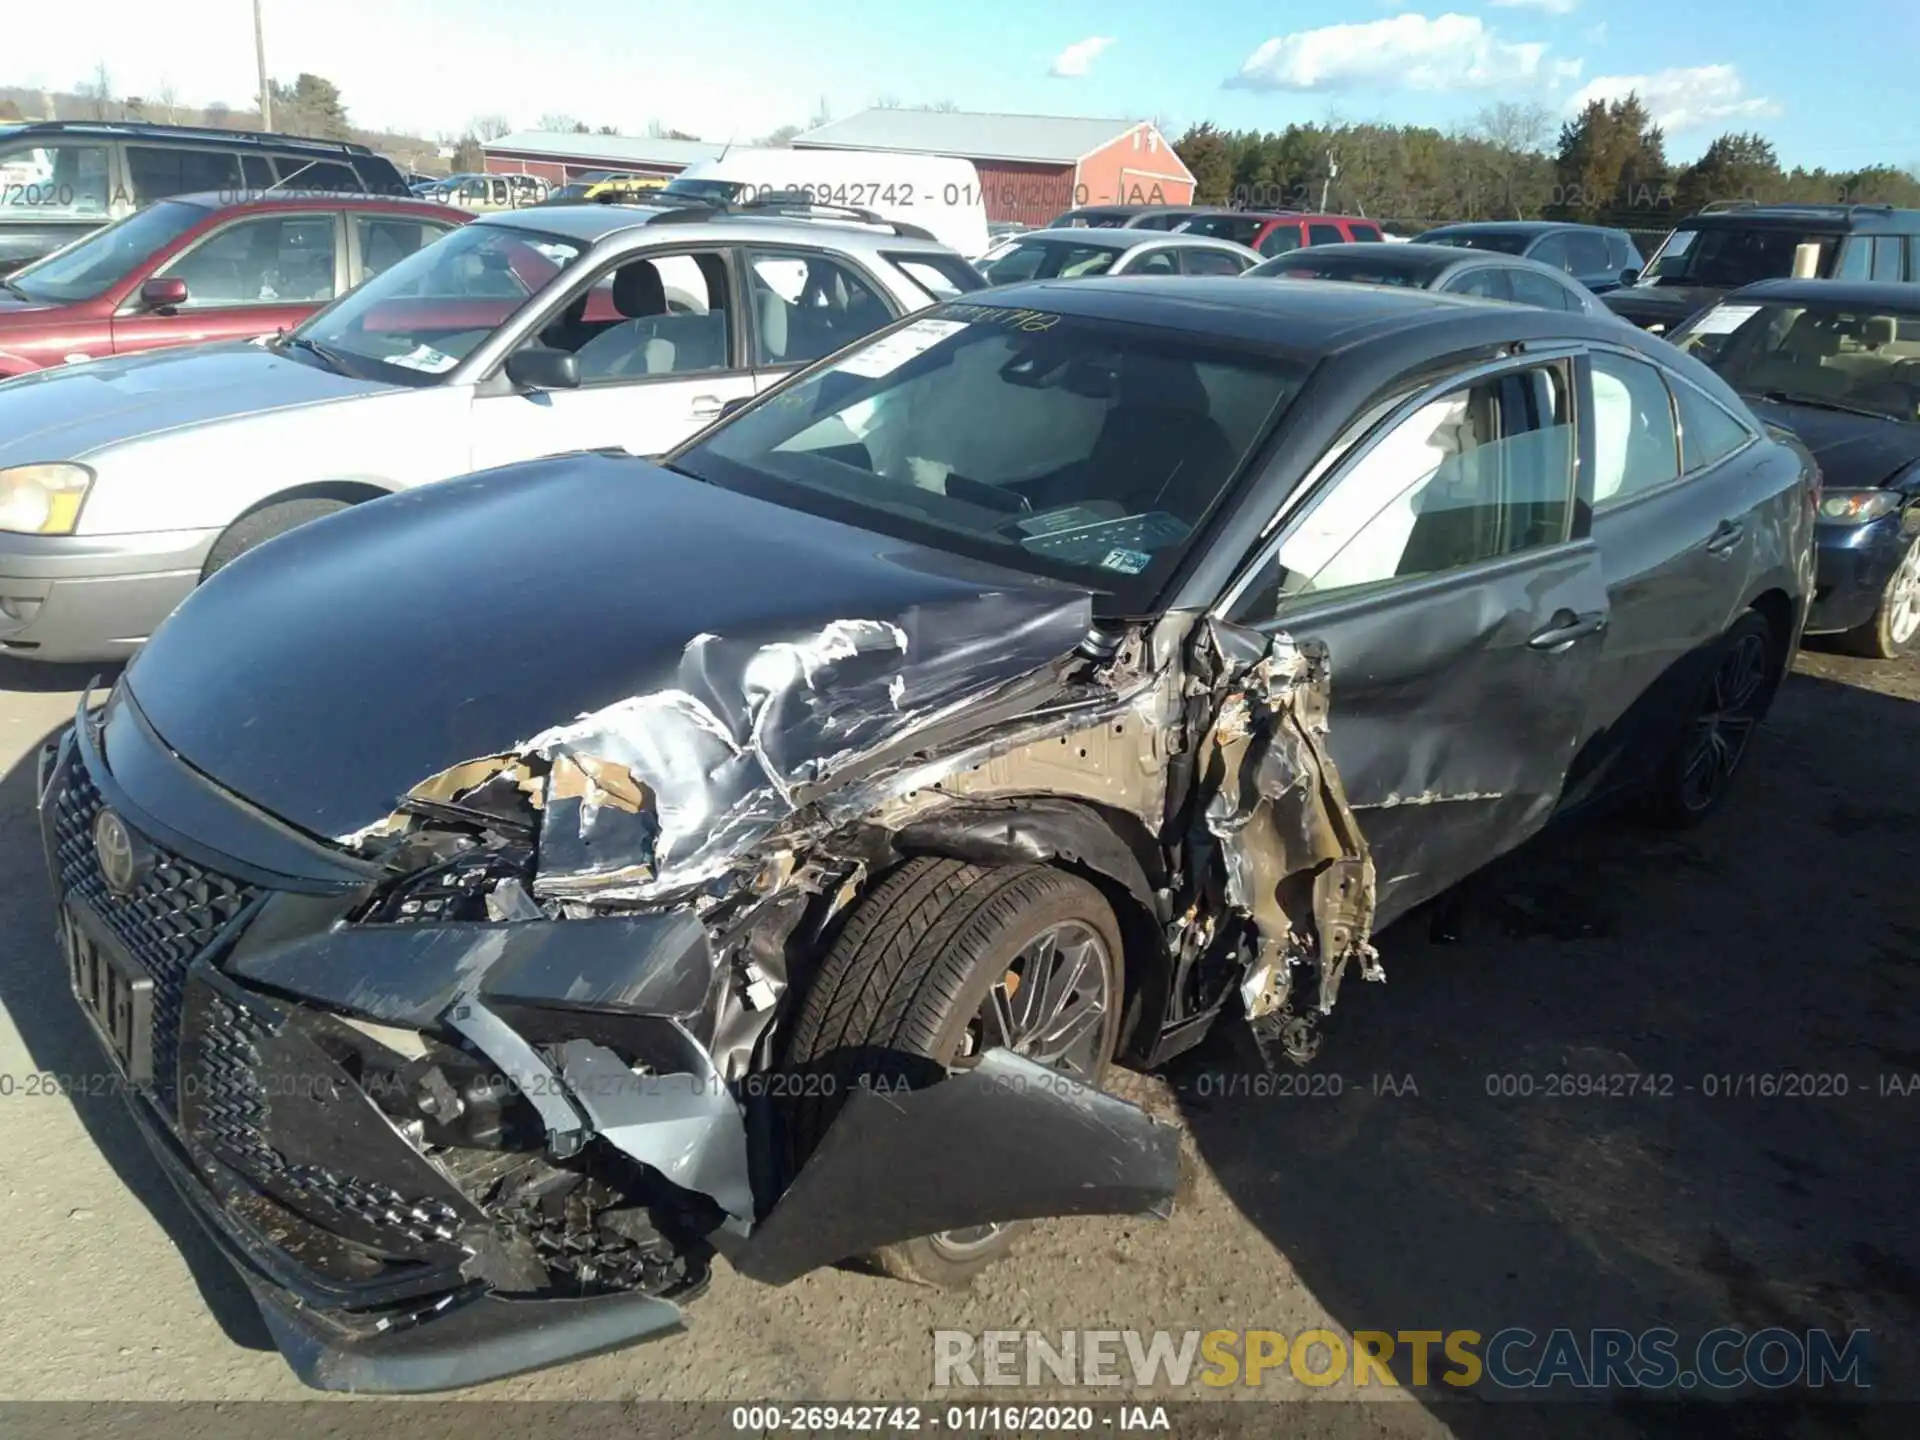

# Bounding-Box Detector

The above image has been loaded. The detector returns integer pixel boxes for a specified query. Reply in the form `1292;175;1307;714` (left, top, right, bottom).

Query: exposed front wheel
1838;534;1920;660
1648;609;1779;829
781;857;1124;1287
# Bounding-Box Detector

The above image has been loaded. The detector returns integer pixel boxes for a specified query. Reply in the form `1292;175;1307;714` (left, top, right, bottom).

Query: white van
663;148;990;259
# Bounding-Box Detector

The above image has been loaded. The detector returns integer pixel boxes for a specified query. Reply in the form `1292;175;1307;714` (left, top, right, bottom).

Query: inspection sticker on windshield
387;343;458;374
1099;548;1153;576
836;319;969;378
1689;304;1761;335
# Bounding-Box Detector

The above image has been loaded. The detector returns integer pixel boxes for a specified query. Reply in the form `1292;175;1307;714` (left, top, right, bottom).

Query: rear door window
1125;247;1180;276
1562;231;1614;276
1446;267;1513;302
1257;224;1302;257
1506;268;1578;311
1181;247;1250;275
273;157;360;193
127;146;243;204
1529;233;1574;273
1872;237;1905;282
746;249;894;368
353;213;458;281
1590;353;1680;508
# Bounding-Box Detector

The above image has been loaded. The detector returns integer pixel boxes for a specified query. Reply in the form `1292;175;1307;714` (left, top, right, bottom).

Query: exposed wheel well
229;479;393;524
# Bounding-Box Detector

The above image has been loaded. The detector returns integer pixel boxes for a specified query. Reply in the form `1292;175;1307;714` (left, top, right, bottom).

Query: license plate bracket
63;903;154;1087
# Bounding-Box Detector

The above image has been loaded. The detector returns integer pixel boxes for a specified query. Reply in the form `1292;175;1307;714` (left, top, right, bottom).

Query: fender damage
65;579;1376;1390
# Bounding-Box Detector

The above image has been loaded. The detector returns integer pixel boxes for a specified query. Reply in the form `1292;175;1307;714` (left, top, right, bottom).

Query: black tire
1836;534;1920;660
1646;609;1780;830
201;497;351;580
781;857;1124;1287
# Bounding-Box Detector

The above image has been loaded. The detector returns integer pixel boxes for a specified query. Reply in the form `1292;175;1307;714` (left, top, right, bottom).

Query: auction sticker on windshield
836;318;969;378
1689;304;1762;335
387;343;459;374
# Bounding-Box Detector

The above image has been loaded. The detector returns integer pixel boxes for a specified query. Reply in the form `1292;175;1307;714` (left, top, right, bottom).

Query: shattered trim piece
443;994;588;1158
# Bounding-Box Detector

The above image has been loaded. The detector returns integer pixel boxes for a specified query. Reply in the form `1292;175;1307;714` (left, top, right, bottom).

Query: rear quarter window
884;252;986;301
1350;223;1384;243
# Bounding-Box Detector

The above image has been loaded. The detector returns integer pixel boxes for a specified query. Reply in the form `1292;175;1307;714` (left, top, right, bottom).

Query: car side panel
1569;390;1808;803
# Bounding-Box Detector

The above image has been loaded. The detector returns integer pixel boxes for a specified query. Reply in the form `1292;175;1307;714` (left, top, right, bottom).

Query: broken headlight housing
356;831;544;924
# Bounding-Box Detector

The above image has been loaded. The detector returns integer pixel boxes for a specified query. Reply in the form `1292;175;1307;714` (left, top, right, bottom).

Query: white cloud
1227;14;1572;93
1490;0;1579;13
1583;20;1609;43
1566;63;1781;133
1048;37;1115;78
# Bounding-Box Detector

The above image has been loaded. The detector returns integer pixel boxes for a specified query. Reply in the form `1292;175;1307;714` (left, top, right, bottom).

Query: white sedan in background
976;229;1262;285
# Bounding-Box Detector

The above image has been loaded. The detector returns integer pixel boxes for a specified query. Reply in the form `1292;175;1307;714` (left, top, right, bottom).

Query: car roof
969;273;1598;357
161;190;464;217
1420;220;1611;236
1724;279;1920;311
0;119;377;156
1004;228;1246;251
1683;204;1920;232
477;202;959;255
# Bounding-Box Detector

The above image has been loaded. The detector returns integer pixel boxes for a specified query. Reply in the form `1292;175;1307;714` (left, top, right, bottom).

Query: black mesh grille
189;991;462;1251
51;747;263;1111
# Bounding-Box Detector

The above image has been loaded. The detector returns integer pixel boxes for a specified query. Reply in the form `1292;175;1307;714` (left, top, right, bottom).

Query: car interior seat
1746;312;1850;397
569;260;675;377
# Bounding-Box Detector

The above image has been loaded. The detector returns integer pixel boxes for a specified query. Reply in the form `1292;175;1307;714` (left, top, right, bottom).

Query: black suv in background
0;121;409;272
1605;202;1920;334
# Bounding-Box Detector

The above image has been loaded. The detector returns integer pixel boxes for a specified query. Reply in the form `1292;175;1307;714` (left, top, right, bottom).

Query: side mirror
1620;268;1641;287
140;276;189;311
719;396;751;419
504;346;581;391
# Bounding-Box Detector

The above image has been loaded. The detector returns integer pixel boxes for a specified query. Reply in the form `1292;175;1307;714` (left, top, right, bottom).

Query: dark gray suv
0;121;409;273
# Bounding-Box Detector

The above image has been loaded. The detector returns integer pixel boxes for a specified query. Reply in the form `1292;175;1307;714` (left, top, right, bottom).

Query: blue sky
14;0;1919;170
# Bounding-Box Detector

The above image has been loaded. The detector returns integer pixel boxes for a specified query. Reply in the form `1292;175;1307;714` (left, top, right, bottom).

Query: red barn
480;131;726;186
792;110;1194;227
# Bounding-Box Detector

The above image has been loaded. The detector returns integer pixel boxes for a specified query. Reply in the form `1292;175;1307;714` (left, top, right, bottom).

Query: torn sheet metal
346;591;1093;904
551;1040;754;1224
728;1048;1180;1286
1197;623;1381;1034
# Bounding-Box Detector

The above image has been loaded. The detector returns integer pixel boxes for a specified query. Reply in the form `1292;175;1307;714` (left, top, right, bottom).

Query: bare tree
873;93;902;109
205;101;234;128
470;113;512;141
77;60;116;120
538;113;580;133
155;79;180;124
1471;101;1554;218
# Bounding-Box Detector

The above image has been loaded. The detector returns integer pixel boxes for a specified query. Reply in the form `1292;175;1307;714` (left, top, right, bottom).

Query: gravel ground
0;643;1914;1438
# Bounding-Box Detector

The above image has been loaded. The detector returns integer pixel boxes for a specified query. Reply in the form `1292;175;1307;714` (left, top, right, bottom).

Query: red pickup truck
0;191;466;379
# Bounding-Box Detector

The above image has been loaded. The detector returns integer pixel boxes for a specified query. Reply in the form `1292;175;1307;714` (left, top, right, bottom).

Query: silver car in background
1247;241;1613;315
0;199;986;662
976;228;1261;285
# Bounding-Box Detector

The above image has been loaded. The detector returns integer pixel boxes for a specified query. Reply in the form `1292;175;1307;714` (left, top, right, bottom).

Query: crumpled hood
1746;397;1920;490
1603;284;1722;328
0;341;396;465
127;453;1094;843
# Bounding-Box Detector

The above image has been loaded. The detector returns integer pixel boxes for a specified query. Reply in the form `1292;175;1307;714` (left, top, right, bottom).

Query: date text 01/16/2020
727;1405;1171;1432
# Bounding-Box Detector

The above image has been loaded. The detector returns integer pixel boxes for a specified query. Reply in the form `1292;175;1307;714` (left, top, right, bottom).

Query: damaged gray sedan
38;276;1812;1392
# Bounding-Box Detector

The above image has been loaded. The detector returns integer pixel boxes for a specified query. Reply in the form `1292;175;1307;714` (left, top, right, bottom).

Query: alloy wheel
933;919;1114;1257
1679;630;1770;814
1887;539;1920;649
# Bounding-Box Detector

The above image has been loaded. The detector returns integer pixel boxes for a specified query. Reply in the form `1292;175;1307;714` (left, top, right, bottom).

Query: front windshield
1247;253;1428;287
1640;227;1839;288
675;302;1306;609
1674;301;1920;422
1418;230;1530;256
978;240;1120;285
291;221;585;380
6;200;206;303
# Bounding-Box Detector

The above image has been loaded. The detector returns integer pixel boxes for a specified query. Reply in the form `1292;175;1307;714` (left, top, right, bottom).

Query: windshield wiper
1756;390;1897;421
0;277;30;300
276;334;350;373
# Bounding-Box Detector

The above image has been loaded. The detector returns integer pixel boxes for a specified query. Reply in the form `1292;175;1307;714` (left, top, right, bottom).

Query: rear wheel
202;497;351;580
1838;534;1920;660
1647;609;1778;829
781;857;1123;1287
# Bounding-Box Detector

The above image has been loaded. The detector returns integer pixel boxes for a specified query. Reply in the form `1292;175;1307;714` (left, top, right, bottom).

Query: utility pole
254;0;273;131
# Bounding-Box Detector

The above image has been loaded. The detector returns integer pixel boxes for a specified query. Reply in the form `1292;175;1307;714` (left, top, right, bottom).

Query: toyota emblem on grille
93;809;149;895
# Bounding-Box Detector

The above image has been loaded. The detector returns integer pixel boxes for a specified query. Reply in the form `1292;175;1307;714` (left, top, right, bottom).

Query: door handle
688;394;725;419
1528;609;1608;651
1705;519;1745;555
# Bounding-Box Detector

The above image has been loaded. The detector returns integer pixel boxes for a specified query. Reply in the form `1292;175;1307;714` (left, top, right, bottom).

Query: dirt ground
0;642;1914;1438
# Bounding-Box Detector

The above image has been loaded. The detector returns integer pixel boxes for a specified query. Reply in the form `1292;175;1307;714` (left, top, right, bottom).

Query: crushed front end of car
37;466;1378;1394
